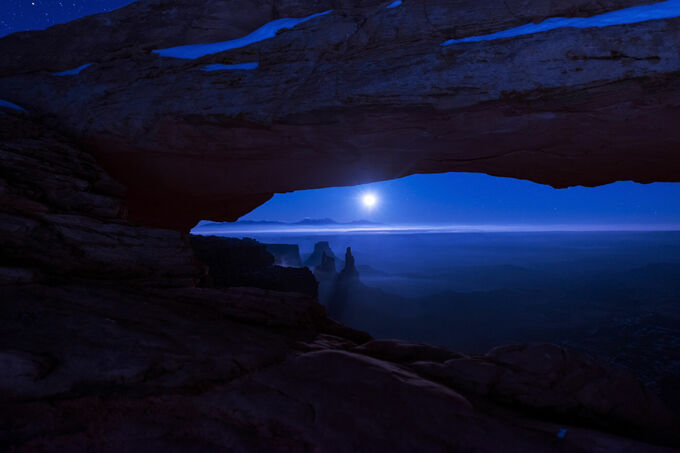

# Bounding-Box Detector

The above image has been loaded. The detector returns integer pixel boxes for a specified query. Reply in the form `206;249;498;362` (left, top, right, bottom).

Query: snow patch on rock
442;0;680;45
53;63;93;76
0;99;26;112
153;10;333;59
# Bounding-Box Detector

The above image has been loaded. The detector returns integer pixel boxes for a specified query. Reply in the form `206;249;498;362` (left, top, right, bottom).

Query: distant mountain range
237;218;382;226
197;218;382;227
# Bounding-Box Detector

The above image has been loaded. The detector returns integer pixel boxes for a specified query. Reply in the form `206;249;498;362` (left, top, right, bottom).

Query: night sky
1;0;135;36
4;1;680;228
241;173;680;227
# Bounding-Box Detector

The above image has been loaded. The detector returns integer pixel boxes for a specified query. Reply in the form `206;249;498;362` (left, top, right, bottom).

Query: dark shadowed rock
191;235;274;270
314;251;337;280
327;246;363;320
297;333;359;352
353;339;464;364
338;247;359;281
411;343;680;445
0;350;54;397
305;241;341;268
190;235;319;297
0;113;204;287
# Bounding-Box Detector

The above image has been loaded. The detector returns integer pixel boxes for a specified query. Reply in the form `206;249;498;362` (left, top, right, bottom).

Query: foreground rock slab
411;342;679;444
2;283;677;452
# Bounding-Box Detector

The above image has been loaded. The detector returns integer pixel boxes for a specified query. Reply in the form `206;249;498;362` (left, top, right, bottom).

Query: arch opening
191;172;680;405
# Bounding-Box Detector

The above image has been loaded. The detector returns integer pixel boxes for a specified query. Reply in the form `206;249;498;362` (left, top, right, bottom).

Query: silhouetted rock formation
338;247;359;282
191;235;317;297
2;0;680;230
304;241;343;268
192;236;274;271
314;252;337;281
328;247;363;320
265;243;302;267
313;250;339;308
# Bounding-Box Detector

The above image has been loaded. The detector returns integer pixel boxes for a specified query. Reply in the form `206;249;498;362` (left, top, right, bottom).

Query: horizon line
191;223;680;235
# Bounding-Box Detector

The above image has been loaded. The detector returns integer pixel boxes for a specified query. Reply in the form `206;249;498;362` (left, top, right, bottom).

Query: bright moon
361;193;378;208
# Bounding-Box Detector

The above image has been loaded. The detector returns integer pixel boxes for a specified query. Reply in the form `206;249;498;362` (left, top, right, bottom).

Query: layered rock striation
0;112;203;287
